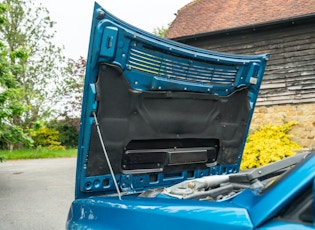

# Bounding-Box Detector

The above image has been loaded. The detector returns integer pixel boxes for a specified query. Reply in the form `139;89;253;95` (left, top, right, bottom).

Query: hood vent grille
127;47;238;86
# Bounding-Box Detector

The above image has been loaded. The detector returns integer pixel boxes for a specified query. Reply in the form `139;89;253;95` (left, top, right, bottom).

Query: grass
0;148;77;161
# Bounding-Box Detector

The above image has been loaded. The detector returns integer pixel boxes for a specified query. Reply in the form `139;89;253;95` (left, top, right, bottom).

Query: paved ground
0;157;77;230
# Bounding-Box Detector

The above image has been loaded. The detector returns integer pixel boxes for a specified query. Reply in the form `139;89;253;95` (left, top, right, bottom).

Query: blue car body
67;3;314;229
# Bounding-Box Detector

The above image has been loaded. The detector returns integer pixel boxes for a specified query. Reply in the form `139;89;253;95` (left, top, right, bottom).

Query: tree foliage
0;2;32;152
45;57;86;149
48;117;80;148
153;25;168;38
30;126;65;150
0;0;64;129
57;56;86;119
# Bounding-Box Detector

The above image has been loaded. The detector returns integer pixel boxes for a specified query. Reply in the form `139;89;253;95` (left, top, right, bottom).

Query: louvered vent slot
127;48;237;86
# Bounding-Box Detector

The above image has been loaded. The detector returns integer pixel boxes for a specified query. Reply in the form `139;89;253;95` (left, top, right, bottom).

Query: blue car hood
75;2;269;199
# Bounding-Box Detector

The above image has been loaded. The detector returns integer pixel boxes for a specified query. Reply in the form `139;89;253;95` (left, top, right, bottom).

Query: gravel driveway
0;157;76;230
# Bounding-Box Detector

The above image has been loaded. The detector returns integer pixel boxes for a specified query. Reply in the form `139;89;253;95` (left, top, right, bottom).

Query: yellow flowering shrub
240;122;302;170
30;127;65;150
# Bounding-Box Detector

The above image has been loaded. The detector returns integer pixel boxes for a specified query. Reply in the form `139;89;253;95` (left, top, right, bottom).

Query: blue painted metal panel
67;196;253;230
76;2;269;198
250;154;315;226
100;26;118;59
68;2;315;229
73;0;268;199
68;156;315;230
232;153;315;227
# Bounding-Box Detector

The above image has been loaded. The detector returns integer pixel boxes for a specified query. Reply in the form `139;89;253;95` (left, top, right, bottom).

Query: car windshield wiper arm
229;152;310;183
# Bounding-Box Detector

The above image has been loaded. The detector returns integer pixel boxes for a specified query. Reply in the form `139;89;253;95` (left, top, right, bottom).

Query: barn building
165;0;315;149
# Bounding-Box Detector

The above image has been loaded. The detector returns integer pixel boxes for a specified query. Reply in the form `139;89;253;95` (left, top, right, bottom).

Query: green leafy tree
46;57;86;149
57;56;86;119
153;25;169;38
0;0;65;129
0;3;32;154
48;117;80;148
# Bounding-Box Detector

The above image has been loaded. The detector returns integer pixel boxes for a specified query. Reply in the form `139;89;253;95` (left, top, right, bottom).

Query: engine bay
138;152;309;201
139;174;247;201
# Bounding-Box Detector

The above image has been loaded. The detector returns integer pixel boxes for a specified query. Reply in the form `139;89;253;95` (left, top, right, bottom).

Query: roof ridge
165;0;315;39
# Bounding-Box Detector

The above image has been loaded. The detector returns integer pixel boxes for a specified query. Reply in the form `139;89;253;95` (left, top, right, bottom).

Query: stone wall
250;103;315;149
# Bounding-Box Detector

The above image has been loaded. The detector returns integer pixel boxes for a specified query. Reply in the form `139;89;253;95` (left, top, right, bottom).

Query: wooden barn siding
178;19;315;106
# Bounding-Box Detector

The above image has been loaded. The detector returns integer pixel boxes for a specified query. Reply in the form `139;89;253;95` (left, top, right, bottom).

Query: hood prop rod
93;112;122;200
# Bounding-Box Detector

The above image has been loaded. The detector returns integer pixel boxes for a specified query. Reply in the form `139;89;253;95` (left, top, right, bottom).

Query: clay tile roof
165;0;315;39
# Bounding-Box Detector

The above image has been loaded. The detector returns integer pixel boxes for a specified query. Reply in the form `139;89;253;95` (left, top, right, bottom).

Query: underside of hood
75;2;269;198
